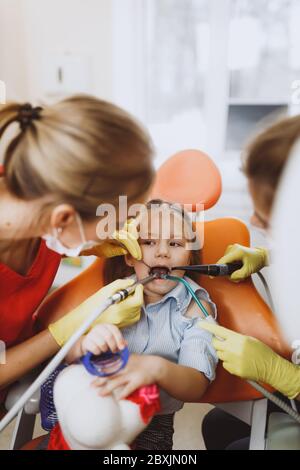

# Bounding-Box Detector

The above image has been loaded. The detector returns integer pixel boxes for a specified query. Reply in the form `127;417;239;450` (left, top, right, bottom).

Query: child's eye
140;239;156;246
169;241;184;247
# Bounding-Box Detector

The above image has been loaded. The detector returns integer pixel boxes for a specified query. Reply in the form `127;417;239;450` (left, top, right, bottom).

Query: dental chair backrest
150;149;222;211
39;149;291;405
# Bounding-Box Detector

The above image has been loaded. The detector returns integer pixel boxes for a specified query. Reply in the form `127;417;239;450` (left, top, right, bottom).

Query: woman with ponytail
0;95;154;407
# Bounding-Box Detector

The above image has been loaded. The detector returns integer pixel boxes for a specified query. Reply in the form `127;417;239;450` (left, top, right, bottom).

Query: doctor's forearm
0;330;59;389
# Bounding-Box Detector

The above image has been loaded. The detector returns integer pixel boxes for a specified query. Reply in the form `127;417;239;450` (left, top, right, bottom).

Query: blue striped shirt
122;276;218;414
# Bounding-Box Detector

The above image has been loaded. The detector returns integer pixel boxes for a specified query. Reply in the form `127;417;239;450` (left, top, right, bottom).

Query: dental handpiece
110;274;157;304
148;262;243;278
171;262;243;277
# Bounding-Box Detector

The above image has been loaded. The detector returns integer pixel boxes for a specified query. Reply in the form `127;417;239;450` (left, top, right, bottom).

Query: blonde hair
0;95;154;220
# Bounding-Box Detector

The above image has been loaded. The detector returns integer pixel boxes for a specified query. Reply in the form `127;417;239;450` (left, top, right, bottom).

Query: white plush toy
51;364;160;450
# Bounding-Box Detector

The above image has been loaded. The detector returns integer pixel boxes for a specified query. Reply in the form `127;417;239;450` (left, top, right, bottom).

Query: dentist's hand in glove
199;322;300;400
48;278;143;347
80;219;142;260
216;244;269;282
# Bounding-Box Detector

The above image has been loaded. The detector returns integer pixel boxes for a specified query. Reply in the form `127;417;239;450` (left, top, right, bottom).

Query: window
144;0;211;162
229;0;300;102
112;0;300;162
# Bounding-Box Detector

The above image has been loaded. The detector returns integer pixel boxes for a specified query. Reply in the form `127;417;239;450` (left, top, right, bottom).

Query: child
43;200;218;450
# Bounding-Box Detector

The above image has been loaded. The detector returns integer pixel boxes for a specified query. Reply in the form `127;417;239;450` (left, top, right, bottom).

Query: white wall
0;0;29;100
0;0;113;102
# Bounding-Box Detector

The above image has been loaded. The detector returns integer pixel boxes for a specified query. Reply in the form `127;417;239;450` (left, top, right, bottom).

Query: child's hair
242;114;300;212
0;95;154;220
104;199;201;284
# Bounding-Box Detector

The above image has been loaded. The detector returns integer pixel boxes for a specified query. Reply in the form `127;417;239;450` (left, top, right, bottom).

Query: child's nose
155;240;170;258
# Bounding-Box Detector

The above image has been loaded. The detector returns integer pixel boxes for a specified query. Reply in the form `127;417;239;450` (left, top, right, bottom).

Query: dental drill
148;262;243;278
170;262;243;277
0;274;157;433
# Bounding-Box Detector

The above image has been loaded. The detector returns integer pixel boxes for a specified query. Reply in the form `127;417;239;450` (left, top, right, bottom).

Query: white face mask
42;214;97;257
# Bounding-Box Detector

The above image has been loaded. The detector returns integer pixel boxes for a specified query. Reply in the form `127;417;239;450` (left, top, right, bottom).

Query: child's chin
148;278;175;293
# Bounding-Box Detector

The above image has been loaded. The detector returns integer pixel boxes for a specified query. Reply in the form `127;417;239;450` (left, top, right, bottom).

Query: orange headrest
151;149;222;211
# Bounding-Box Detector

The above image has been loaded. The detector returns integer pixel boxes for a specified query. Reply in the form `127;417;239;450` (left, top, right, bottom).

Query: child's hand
81;324;127;356
91;354;162;399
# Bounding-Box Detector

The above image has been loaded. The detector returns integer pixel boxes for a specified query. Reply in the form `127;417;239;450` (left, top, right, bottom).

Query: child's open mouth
149;266;171;278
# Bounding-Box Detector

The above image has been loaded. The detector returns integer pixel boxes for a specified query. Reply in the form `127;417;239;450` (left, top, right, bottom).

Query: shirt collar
164;276;201;310
130;274;199;310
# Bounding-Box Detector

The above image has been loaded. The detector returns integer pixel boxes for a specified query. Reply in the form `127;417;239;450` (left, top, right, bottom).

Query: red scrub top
0;166;61;403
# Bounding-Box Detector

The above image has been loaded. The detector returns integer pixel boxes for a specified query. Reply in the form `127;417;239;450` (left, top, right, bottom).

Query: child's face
126;207;193;300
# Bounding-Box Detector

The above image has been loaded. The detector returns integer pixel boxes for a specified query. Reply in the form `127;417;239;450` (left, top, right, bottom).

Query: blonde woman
0;95;154;410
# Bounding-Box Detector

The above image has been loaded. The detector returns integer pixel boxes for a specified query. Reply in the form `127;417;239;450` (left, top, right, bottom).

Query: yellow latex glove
199;322;300;399
80;219;141;260
217;244;269;281
49;279;143;347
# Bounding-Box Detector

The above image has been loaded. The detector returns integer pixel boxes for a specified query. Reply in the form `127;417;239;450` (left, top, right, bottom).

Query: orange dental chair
9;149;290;450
